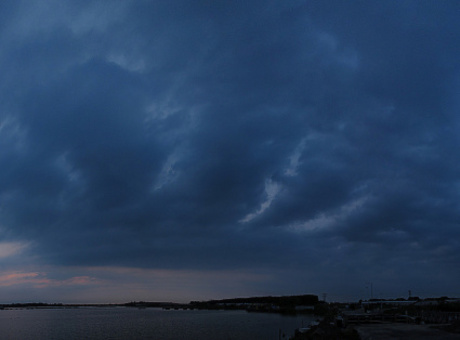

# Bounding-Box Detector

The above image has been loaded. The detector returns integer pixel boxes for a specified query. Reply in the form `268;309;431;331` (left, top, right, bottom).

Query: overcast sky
1;1;460;303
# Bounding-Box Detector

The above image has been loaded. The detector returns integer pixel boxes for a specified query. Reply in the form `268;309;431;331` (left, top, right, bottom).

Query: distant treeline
187;294;320;315
0;294;319;311
123;294;320;314
124;301;185;309
191;294;319;307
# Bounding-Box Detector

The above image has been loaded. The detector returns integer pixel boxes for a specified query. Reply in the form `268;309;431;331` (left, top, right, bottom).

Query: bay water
0;307;316;339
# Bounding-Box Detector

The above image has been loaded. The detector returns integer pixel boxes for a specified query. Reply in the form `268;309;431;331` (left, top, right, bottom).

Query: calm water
0;307;316;339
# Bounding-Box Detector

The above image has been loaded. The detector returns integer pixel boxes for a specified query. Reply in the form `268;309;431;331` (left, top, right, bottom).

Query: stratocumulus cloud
0;1;460;302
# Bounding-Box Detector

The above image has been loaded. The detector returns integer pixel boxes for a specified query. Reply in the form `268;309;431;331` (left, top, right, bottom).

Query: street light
366;282;373;300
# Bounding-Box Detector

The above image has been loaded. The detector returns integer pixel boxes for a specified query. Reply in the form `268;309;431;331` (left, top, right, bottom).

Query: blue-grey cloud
1;0;460;300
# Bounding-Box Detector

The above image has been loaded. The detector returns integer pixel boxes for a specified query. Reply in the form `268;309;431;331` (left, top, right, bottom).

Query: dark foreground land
291;319;460;339
356;322;460;340
290;297;460;339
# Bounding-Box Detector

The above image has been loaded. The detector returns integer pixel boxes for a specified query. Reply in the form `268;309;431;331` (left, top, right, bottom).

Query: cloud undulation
1;1;460;300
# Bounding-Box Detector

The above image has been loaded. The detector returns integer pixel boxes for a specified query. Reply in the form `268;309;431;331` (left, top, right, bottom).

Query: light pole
366;282;373;300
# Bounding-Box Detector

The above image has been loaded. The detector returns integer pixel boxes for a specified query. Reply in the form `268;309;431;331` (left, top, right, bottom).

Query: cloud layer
1;1;460;301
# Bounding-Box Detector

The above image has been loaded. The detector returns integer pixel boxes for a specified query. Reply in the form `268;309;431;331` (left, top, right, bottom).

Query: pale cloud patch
144;97;184;121
107;53;146;73
54;152;82;184
0;115;28;153
240;179;282;223
315;31;360;70
288;196;368;233
0;272;40;286
0;271;99;288
67;2;127;36
0;241;28;259
49;276;98;287
285;137;307;177
284;132;331;177
152;152;180;191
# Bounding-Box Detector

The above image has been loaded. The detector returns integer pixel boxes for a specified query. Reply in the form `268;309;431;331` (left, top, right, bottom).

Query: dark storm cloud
1;0;460;297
